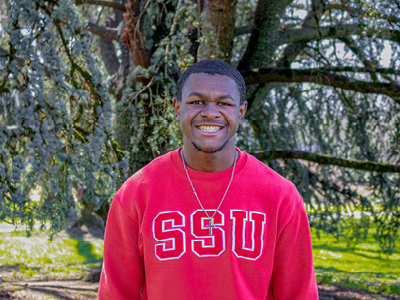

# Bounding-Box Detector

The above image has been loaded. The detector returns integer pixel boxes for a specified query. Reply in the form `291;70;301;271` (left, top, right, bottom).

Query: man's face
174;73;247;153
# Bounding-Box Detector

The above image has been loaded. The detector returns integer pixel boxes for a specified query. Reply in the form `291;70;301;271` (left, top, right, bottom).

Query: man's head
177;60;246;105
174;60;247;155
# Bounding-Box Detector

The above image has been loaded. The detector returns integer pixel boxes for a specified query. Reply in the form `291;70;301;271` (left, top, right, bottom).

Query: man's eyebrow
186;92;236;102
217;94;235;101
186;92;204;98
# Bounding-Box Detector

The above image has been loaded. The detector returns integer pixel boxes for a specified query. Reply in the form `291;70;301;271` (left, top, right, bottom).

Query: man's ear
173;98;181;121
238;100;247;125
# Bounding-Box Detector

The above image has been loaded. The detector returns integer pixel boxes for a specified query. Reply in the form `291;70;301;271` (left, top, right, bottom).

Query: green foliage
0;0;128;232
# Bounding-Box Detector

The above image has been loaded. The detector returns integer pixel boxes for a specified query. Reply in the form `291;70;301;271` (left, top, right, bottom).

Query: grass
1;224;399;296
312;227;400;295
0;230;103;281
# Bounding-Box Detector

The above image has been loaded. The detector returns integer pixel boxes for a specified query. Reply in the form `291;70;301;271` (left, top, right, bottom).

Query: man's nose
200;103;221;119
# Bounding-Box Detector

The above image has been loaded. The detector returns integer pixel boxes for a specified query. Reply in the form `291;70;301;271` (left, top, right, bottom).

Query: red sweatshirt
98;148;318;299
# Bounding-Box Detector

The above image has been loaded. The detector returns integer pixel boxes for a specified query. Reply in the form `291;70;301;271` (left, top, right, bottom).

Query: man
98;60;318;299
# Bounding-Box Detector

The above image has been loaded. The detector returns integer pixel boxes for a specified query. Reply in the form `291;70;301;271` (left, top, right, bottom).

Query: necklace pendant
181;149;238;237
206;217;216;235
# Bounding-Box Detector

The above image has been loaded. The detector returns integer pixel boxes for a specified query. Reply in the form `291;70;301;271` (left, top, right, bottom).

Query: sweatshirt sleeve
268;203;319;300
98;195;144;300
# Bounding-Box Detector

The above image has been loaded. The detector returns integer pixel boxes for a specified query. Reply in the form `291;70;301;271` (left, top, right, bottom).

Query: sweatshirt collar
171;147;247;181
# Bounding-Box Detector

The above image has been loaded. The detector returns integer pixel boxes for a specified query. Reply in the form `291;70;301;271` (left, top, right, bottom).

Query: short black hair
177;60;246;105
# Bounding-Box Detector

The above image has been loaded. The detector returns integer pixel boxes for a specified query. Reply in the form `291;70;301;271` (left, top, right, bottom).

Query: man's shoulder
133;150;173;178
116;150;176;195
243;151;302;209
245;152;295;188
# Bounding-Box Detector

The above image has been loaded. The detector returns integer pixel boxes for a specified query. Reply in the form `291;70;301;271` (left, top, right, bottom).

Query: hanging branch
278;24;400;45
242;67;400;101
0;46;54;77
326;4;400;24
75;0;126;11
251;150;400;173
87;22;119;40
339;36;398;84
235;24;400;46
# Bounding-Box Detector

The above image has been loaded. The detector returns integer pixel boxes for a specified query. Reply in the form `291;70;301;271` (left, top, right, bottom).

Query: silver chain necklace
180;148;237;235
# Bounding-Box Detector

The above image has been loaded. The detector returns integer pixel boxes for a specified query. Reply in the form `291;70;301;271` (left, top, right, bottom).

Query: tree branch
245;0;325;111
242;67;400;101
0;46;54;78
326;4;400;24
75;0;126;11
312;66;400;75
237;0;294;70
278;24;400;45
77;188;110;223
87;22;119;40
234;25;252;36
251;150;400;173
273;0;325;68
339;36;398;84
123;0;151;79
236;23;400;50
0;46;25;67
98;10;123;75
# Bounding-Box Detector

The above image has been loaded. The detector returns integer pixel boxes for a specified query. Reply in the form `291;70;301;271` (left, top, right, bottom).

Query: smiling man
98;60;318;299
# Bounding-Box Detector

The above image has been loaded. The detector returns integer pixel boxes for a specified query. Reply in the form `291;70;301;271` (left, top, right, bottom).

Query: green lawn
0;230;103;280
1;225;399;295
312;228;400;294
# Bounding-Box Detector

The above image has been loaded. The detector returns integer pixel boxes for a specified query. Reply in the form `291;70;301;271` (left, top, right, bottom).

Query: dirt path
0;278;97;300
1;279;399;300
318;284;400;300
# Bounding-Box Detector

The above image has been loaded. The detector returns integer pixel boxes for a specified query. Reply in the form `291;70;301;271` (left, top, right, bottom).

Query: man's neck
181;146;237;172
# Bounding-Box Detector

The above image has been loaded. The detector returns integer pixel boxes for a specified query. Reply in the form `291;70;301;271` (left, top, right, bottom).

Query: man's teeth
198;125;222;132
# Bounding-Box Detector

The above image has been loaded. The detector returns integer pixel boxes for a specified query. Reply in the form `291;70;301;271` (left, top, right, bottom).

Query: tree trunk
198;0;238;61
238;0;294;70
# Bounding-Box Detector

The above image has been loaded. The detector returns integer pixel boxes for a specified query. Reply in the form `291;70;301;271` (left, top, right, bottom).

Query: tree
1;0;399;253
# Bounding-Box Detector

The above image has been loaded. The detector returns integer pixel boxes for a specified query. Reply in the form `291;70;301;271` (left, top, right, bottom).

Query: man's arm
98;195;144;300
268;203;319;299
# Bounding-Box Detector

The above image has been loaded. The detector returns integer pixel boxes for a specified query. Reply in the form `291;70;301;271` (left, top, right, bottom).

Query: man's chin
192;141;228;153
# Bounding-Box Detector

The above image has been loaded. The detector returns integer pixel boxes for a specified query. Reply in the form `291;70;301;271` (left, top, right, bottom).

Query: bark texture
237;0;293;70
87;22;119;41
200;0;238;61
123;0;151;75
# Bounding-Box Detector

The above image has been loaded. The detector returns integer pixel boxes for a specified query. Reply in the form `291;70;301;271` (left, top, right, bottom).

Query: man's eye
219;102;230;106
191;100;202;104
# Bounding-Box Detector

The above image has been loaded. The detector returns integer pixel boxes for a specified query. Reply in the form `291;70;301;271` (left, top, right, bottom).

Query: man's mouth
197;125;223;133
